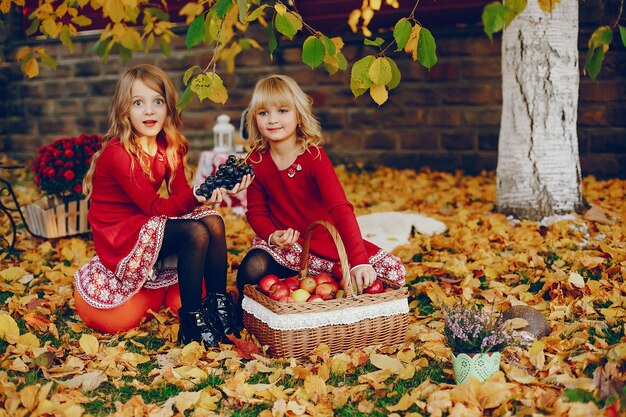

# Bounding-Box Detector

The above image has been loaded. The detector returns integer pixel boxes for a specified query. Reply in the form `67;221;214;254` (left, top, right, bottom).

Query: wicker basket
243;220;409;358
22;196;90;239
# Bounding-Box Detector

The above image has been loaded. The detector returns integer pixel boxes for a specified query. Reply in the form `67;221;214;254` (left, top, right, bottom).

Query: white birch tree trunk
496;0;586;220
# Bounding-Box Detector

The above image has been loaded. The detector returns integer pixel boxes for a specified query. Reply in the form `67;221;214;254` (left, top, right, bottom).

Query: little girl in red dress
236;74;405;311
74;64;251;347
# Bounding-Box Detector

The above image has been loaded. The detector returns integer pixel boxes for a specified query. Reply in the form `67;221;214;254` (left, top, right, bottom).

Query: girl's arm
312;150;370;267
245;174;280;242
103;145;199;217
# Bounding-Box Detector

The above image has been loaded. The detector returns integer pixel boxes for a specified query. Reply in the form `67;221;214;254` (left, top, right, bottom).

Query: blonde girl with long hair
75;64;251;348
236;74;405;319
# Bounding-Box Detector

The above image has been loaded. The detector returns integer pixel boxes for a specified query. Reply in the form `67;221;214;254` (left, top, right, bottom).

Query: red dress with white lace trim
245;148;406;284
74;138;219;309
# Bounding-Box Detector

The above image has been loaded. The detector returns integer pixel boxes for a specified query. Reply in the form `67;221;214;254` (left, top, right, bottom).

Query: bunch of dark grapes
195;155;254;198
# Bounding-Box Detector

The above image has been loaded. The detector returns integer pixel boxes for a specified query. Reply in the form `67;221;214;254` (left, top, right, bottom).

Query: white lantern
213;114;235;152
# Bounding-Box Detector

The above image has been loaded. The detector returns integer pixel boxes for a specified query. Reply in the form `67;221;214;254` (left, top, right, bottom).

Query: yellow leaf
404;23;421;61
23;57;40;79
538;0;561;13
568;272;585;288
368;57;392;86
41;17;60;36
0;313;20;343
60;370;107;391
79;334;99;355
103;0;125;23
348;9;360;33
18;332;40;348
369;353;404;374
0;266;28;281
16;47;31;61
274;3;287;15
191;73;228;104
174;391;202;412
369;83;388;105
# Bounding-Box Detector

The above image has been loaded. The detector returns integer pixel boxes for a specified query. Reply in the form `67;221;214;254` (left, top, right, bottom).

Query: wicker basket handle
298;220;356;297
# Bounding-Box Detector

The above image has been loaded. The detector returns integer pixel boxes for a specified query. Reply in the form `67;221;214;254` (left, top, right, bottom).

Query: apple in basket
290;288;311;303
299;276;318;294
269;282;291;301
259;274;281;294
315;282;338;300
314;272;334;286
283;276;301;291
307;294;324;302
364;278;384;294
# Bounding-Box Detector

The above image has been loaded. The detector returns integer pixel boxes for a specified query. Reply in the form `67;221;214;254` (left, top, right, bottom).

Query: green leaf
71;15;92;27
584;46;605;79
145;7;170;21
588;25;613;49
183;65;200;86
176;84;194;113
25;18;40;36
482;2;515;41
417;27;437;69
186;13;205;50
159;37;171;57
39;52;57;70
275;13;297;40
119;46;132;61
302;36;325;69
246;4;268;22
337;52;348;71
215;0;232;19
564;389;596;403
321;35;336;56
237;0;247;23
59;25;74;53
620;25;626;47
393;18;412;51
368;57;392;85
386;57;401;90
504;0;526;14
364;37;384;47
350;55;375;97
268;19;277;58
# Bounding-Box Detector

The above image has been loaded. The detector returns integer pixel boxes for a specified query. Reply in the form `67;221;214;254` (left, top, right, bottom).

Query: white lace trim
242;297;409;330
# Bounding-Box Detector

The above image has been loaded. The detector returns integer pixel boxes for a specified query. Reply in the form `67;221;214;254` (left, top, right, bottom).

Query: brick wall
1;3;624;178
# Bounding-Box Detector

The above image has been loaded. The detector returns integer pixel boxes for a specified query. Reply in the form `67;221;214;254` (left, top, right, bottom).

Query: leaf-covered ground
1;160;625;417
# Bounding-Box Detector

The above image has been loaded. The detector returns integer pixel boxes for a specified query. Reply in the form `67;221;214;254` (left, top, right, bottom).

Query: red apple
259;274;281;294
299;276;318;294
283;276;301;291
316;282;338;300
364;279;384;294
269;282;291;301
314;272;334;286
307;294;324;302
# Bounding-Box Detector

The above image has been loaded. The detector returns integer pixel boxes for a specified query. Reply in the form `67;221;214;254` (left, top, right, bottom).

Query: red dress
246;147;405;284
74;138;219;308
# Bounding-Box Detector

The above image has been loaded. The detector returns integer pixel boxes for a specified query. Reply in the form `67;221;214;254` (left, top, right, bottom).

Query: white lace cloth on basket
242;296;409;331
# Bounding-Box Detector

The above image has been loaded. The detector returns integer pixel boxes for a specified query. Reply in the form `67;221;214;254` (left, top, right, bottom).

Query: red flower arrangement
33;134;102;199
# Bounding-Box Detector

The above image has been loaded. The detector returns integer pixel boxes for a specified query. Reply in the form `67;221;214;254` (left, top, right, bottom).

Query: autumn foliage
1;162;625;416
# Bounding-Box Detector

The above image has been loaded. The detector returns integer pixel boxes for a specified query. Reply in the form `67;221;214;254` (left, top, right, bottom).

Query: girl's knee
200;214;225;237
74;287;165;333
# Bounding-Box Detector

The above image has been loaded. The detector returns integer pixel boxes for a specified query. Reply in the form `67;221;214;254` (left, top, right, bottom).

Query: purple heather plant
442;303;513;354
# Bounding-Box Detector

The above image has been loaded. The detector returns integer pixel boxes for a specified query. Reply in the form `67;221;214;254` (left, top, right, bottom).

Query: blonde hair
246;74;323;154
83;64;190;198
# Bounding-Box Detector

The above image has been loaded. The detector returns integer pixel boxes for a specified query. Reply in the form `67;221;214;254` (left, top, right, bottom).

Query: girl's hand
350;264;377;294
195;186;227;206
228;174;253;195
270;228;300;248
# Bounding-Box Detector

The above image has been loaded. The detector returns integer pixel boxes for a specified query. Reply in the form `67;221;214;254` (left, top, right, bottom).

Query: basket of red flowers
24;134;102;238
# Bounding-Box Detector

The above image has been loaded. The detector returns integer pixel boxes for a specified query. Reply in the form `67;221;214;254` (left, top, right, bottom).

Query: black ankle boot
178;309;222;349
203;292;241;339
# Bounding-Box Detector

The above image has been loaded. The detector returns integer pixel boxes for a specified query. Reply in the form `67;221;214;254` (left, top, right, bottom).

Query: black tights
157;215;227;312
236;249;295;303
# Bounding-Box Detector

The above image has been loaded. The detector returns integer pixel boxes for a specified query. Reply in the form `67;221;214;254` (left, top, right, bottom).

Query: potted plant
24;134;102;238
442;302;514;384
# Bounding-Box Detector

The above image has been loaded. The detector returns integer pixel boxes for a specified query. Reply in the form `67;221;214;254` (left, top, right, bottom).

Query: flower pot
451;351;501;384
23;196;90;239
